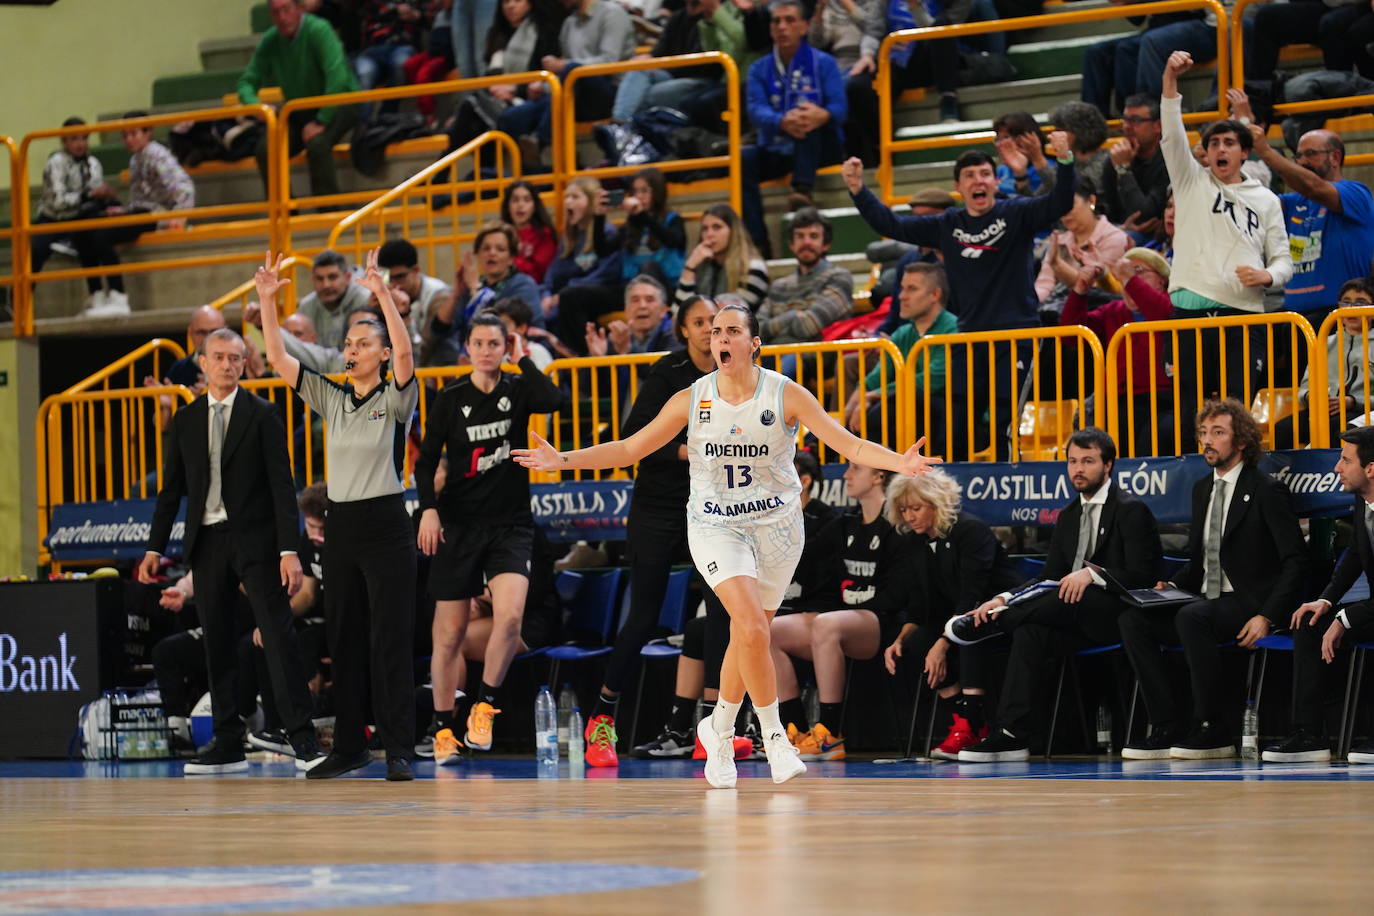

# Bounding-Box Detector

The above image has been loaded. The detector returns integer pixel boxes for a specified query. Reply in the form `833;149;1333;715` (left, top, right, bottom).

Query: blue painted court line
4;757;1374;781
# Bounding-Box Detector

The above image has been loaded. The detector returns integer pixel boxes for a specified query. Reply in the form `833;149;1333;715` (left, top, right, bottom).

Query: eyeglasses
1296;148;1335;160
1120;116;1158;125
1338;299;1374;307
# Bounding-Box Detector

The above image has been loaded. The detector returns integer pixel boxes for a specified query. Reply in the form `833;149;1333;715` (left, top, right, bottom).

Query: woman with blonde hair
674;204;770;314
542;177;624;352
881;468;1021;759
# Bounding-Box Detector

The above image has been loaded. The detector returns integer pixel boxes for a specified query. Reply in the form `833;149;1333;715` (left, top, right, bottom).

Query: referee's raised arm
360;247;414;387
255;251;302;387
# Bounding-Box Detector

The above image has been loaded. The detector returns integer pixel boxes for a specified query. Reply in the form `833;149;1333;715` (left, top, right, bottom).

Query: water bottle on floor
535;685;559;767
1241;700;1259;760
1095;701;1113;755
569;707;585;776
557;683;576;755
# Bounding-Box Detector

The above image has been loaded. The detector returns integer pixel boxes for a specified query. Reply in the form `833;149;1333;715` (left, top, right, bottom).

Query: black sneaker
938;93;962;124
1170;721;1236;760
292;735;328;772
386;757;415;781
247;728;293;755
631;727;694;759
1349;741;1374;765
959;727;1030;762
1262;728;1331;763
184;738;249;775
170;732;198;758
415;719;438;759
943;612;1002;647
1122;724;1178;760
305;749;373;780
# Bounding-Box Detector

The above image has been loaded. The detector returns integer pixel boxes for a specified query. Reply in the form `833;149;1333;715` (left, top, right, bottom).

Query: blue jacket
747;44;847;150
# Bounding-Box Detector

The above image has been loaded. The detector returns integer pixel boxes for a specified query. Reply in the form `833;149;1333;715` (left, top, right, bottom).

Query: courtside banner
45;450;1347;560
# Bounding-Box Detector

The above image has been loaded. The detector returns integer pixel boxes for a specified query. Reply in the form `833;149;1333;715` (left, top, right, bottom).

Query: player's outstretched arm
515;388;691;472
783;381;941;476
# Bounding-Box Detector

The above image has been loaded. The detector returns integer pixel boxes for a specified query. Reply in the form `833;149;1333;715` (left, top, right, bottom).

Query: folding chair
545;568;625;688
625;566;694;747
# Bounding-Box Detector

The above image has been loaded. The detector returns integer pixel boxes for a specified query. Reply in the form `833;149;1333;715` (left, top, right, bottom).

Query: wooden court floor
3;771;1374;914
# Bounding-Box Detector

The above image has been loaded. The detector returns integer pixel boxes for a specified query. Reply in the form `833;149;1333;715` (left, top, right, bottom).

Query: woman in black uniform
255;249;420;782
414;313;564;763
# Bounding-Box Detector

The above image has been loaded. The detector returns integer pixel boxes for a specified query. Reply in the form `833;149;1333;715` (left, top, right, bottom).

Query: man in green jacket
240;0;360;199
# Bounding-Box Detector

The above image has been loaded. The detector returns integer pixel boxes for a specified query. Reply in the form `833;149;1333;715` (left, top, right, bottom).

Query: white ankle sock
755;701;784;740
712;698;742;736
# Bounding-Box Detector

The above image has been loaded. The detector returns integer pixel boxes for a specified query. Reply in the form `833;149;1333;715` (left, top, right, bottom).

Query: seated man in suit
944;427;1163;761
1267;427;1374;764
1118;399;1307;760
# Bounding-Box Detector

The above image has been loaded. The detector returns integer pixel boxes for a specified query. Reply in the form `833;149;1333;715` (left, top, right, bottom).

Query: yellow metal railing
903;326;1105;462
14;106;282;338
1311;307;1374;448
558;53;743;215
1;135;18;311
62;338;189;396
542;352;667;481
1106;312;1316;456
876;0;1229;203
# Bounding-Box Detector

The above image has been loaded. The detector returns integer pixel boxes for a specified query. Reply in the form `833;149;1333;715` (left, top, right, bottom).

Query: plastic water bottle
557;683;576;755
1095;701;1113;755
569;707;585;776
535;685;559;766
1241;700;1259;760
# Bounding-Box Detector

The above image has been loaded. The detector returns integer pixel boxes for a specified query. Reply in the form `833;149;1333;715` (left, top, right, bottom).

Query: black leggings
324;494;417;759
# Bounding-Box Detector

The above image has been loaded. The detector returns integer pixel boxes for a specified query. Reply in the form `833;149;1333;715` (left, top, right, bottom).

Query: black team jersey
414;358;564;526
808;505;903;616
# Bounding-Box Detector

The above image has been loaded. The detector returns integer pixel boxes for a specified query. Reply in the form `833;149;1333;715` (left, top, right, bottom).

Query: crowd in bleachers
25;0;1374;772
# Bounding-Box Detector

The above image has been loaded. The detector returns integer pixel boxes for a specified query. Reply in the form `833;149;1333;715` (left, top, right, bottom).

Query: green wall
0;338;39;577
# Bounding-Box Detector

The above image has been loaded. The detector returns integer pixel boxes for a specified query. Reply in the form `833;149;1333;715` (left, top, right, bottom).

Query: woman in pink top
1035;175;1131;305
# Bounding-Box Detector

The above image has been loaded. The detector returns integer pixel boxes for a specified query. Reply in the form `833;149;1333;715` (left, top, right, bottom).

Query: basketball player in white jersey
515;304;939;788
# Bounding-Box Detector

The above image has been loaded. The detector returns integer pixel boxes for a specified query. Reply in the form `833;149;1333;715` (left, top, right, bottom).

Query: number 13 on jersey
723;464;754;489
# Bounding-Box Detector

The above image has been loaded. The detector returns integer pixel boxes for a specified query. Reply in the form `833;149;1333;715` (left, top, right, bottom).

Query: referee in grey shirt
256;249;421;782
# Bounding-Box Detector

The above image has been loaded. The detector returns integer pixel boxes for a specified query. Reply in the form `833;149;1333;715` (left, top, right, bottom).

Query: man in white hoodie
1161;50;1294;451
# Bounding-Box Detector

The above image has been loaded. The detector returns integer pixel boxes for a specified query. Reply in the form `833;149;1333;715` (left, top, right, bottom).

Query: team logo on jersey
698;397;711;424
707;561;719;574
847;534;853;547
729;424;744;435
367;407;387;421
760;409;775;426
498;396;512;412
461;405;472;417
870;535;881;550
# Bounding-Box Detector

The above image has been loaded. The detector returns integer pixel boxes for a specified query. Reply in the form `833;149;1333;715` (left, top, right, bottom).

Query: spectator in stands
30;118;119;305
489;296;556;367
377;237;456;363
1267;426;1374;764
1101;94;1170;238
453;0;503;87
740;0;847;256
1282;279;1374;447
611;0;753;124
993;111;1055;199
402;3;456;126
586;274;677;356
1118;398;1306;759
808;0;873;72
295;250;369;351
842;132;1075;457
355;0;442;113
1063;251;1175;457
283;311;318;343
866;188;958;324
1161;51;1293;448
845;262;958;438
619;168;687;288
948;427;1163;762
501;180;558;284
1246;0;1370;85
1050;100;1109;190
1080;3;1213;118
544;178;624;351
1035;176;1131;308
1243;121;1374;331
160;306;228;390
1216;88;1274;191
757;208;853;346
248;300;387;374
241;0;360;201
846;0;965;168
431;222;541;352
498;0;636;165
771;462;901;761
880;468;1022;760
1146;190;1175;260
674;203;770;312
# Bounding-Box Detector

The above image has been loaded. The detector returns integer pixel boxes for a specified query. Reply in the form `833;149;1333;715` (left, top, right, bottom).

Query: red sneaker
933;713;980;760
692;732;753;760
584;714;619;767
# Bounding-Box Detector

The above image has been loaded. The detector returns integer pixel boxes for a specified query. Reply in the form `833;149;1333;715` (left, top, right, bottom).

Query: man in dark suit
1266;427;1374;764
945;428;1163;761
1118;399;1307;760
137;328;324;775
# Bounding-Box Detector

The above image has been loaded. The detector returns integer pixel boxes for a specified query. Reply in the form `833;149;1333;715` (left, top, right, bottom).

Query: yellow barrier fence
558;53;743;215
1;135;18;313
876;0;1230;204
1105;312;1316;456
1311;307;1374;449
62;338;188;395
14;106;282;338
902;326;1105;462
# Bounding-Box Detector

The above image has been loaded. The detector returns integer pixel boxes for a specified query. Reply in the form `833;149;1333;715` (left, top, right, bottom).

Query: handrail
276;71;564;250
15;105;282;337
62;338;188;395
1104;312;1315;456
1312;307;1374;448
542;351;668;481
326;131;521;283
558;52;743;215
876;0;1229;202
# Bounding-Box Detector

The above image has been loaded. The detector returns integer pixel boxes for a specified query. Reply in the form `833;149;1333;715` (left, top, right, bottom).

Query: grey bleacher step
200;36;260;73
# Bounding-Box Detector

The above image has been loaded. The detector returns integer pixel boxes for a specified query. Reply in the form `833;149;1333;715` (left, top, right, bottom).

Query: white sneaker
102;289;131;314
696;716;737;789
82;289;107;313
763;728;806;784
50;239;79;258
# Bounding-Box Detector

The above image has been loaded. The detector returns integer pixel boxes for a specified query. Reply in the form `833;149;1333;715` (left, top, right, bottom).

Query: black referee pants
325;495;417;759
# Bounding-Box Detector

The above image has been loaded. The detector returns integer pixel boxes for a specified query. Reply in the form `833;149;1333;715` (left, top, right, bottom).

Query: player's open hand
898;437;942;476
513;431;562;472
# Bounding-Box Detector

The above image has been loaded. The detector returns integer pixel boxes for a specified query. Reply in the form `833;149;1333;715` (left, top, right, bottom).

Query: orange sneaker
584;714;619;767
433;727;462;766
804;723;846;761
465;701;500;751
791;725;822;758
933;714;980;760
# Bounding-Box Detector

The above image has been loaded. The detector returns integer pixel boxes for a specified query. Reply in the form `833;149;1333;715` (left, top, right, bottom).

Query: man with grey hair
586;274;677;356
294;249;368;350
138;326;325;775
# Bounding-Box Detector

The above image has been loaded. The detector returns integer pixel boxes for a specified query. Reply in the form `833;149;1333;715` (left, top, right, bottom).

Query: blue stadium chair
1045;642;1134;759
626;567;694;746
545;568;625;688
1339;642;1374;757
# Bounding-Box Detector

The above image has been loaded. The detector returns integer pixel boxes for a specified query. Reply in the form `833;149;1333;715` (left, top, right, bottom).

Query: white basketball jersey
687;368;802;528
